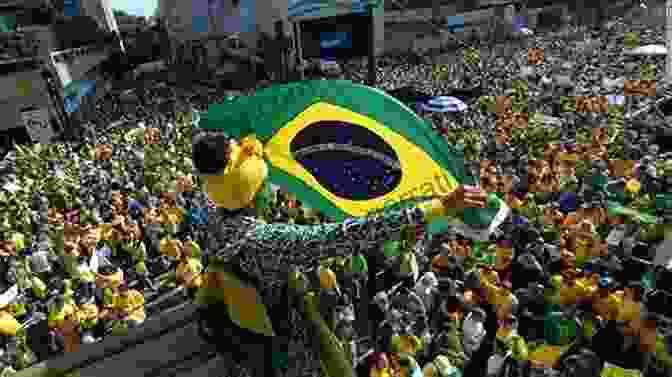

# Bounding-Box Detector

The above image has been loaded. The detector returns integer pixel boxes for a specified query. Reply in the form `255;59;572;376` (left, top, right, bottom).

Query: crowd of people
242;177;672;377
302;201;672;377
1;5;672;377
0;86;671;377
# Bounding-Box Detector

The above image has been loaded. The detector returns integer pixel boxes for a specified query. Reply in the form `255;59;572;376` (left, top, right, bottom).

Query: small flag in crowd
421;96;467;113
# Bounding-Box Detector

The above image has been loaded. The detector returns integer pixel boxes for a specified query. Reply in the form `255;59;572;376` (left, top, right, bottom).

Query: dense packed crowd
0;5;672;377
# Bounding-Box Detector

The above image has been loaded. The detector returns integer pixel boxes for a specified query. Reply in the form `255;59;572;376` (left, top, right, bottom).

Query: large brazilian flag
197;80;509;239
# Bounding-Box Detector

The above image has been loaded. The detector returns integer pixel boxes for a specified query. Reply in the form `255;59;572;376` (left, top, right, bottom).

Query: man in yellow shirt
193;132;488;377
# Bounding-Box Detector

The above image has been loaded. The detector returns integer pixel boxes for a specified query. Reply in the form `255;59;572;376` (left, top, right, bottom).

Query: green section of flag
200;80;508;239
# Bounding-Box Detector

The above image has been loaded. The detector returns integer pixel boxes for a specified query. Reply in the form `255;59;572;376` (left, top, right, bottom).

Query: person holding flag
192;131;489;377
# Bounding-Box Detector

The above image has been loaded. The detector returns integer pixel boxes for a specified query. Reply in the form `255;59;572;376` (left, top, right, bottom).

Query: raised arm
243;197;463;263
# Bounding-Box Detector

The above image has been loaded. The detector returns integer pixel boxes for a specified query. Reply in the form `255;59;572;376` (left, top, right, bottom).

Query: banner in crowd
198;80;508;240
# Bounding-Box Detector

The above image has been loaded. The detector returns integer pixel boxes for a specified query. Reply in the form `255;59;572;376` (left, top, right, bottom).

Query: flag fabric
198;80;509;240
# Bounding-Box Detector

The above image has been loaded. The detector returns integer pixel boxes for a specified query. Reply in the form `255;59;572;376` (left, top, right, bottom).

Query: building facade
159;0;291;52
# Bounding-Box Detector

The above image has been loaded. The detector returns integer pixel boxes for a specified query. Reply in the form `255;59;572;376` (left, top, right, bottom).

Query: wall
160;0;391;64
51;45;112;88
159;0;289;61
0;67;51;131
162;0;196;42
